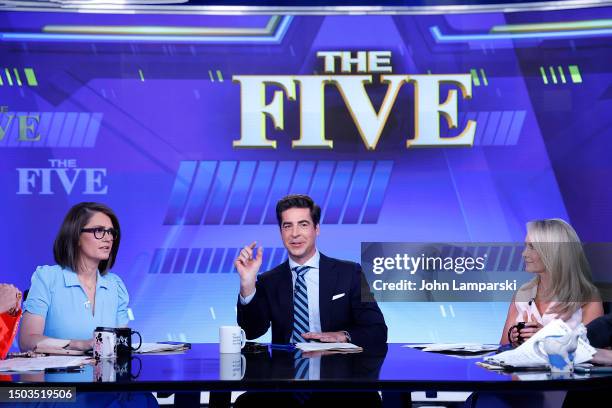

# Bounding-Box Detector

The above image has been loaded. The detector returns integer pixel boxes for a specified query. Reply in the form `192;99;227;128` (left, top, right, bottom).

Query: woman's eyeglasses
80;227;119;240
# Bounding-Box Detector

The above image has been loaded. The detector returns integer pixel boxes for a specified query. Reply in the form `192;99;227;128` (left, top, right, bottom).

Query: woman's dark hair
53;202;121;275
275;194;321;227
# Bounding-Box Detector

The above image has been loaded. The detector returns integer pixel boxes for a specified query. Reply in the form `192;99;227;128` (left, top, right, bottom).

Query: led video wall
2;5;611;343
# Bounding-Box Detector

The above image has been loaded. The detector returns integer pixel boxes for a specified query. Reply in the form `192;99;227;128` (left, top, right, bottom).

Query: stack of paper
0;356;91;372
404;343;499;354
295;342;363;353
484;319;596;369
135;342;189;354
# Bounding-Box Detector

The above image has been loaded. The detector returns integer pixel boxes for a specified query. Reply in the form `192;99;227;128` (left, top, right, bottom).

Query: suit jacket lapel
277;260;293;343
318;253;337;332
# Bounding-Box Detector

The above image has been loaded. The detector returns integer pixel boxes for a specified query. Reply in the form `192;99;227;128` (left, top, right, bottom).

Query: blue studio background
1;0;611;344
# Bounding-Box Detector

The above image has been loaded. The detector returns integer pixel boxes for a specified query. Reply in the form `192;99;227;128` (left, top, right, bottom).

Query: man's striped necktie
291;265;311;343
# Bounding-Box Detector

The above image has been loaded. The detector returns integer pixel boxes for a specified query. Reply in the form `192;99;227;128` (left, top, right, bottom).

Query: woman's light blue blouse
23;265;129;340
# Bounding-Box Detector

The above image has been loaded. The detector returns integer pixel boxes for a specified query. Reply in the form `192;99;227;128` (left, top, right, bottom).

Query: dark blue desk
2;344;611;405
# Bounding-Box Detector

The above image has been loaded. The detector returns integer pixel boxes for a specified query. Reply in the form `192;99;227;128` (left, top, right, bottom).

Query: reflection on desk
243;343;387;381
0;344;610;392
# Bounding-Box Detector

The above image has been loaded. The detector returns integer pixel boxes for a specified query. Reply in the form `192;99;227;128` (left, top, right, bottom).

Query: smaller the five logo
17;159;108;195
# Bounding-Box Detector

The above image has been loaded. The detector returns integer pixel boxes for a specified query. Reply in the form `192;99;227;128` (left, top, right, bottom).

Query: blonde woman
501;219;603;346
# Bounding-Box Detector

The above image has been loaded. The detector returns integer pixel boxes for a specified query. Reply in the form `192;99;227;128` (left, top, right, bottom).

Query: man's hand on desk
302;331;348;343
591;348;612;365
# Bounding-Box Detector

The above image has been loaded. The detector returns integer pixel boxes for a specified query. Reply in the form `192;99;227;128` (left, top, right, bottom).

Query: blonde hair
524;218;600;319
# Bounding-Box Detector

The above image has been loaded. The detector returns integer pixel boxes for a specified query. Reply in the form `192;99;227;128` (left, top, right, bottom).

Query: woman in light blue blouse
20;202;129;352
15;204;156;408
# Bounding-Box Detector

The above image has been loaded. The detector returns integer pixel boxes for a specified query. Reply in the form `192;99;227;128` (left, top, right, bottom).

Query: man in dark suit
235;194;387;347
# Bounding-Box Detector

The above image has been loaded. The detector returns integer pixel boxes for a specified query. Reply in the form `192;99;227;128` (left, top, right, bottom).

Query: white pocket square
332;293;345;300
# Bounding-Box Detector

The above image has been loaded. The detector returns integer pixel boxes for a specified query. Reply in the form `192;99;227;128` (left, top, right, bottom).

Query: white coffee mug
94;327;117;359
219;353;246;380
219;326;246;353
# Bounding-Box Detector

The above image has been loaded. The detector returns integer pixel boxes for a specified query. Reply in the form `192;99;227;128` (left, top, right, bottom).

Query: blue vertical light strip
342;161;374;224
509;245;520;271
82;112;102;147
308;161;336;217
164;161;198;225
474;112;489;145
21;112;37;148
58;112;78;147
444;246;456;262
184;161;217;225
262;247;275;271
209;248;226;274
0;113;8;146
482;111;502;145
361;161;393;224
197;248;213;274
513;244;525;272
490;245;502;272
505;111;526;145
472;246;483;264
243;161;276;225
172;248;189;274
494;111;514;146
288;161;315;195
222;248;239;273
19;112;31;148
0;113;11;146
322;161;355;224
263;161;297;224
33;112;52;148
7;112;23;147
224;161;257;224
203;161;237;225
497;246;510;272
70;113;91;147
504;246;516;272
148;249;165;274
461;112;477;146
160;248;177;274
184;248;201;274
46;112;66;147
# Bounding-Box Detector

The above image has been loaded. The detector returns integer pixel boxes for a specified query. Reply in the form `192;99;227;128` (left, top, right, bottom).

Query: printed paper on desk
295;342;363;353
136;342;189;354
34;347;86;356
0;356;92;372
485;319;596;367
404;343;499;353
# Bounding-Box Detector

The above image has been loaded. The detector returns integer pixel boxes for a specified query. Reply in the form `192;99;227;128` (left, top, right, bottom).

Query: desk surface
2;344;611;392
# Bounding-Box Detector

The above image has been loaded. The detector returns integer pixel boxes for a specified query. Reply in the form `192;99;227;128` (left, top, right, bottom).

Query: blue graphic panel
185;161;217;225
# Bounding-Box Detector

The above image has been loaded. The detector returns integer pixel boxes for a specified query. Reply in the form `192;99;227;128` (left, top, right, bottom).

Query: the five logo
16;159;108;195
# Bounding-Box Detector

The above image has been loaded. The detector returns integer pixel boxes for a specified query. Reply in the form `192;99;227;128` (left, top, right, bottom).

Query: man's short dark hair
53;202;121;275
275;194;321;227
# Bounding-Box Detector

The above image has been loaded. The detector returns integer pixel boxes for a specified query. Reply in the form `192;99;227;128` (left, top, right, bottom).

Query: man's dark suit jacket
237;253;387;347
587;313;612;348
